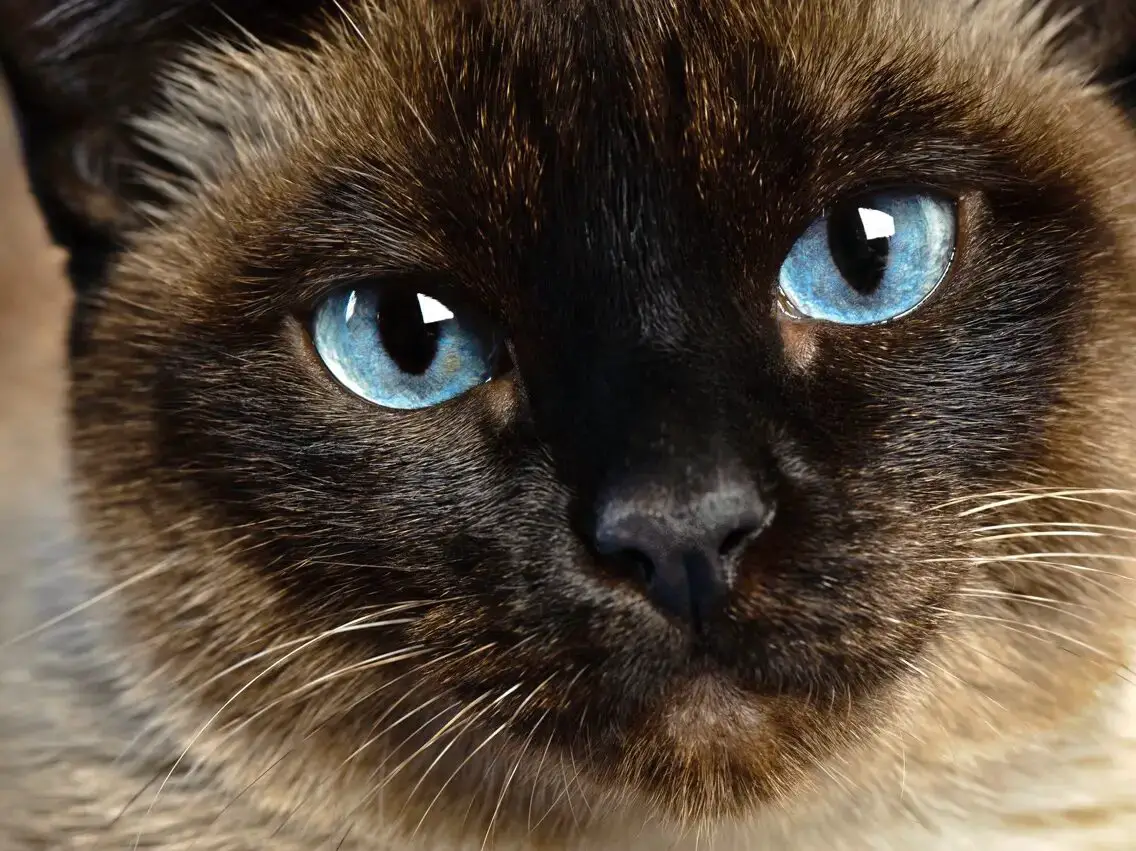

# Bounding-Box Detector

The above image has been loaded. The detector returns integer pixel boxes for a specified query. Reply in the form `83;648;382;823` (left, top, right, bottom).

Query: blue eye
312;285;504;409
777;191;956;325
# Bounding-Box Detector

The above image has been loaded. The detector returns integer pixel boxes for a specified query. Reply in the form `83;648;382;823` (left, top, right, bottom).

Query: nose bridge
596;351;750;493
599;451;756;531
524;324;760;498
524;340;778;630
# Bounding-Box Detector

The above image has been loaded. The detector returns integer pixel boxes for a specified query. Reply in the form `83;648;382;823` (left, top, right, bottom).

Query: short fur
2;1;1136;849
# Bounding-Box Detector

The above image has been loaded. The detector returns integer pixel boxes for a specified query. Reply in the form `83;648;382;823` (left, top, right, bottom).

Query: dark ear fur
1040;0;1136;113
0;0;327;296
2;0;1135;297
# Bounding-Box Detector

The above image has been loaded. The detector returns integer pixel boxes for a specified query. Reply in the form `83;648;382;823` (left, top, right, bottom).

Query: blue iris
777;192;956;325
312;286;502;409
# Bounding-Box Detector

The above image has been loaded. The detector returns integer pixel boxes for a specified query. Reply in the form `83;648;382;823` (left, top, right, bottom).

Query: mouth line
679;640;744;685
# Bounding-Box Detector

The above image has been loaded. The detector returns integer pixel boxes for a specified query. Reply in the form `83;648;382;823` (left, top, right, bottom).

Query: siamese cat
2;0;1136;848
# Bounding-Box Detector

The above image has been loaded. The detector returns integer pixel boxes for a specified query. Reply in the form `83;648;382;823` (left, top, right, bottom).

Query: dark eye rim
816;182;958;219
776;184;972;326
299;275;515;409
295;271;483;322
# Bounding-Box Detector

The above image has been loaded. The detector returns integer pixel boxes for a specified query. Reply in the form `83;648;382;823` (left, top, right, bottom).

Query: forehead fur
136;0;1106;239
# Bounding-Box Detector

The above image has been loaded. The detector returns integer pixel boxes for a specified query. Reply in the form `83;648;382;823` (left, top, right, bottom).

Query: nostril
718;524;757;558
601;546;654;588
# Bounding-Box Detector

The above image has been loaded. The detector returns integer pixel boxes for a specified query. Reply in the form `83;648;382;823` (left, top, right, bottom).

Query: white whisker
529;671;590;832
216;646;432;742
477;680;556;851
926;488;1136;515
925;554;1136;581
971;530;1121;543
401;691;500;826
132;610;433;841
953;589;1101;624
3;556;174;649
901;655;1007;719
113;602;436;772
972;521;1136;535
930;607;1135;684
957;491;1136;519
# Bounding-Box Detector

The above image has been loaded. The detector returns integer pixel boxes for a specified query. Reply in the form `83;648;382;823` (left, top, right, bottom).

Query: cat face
14;0;1136;844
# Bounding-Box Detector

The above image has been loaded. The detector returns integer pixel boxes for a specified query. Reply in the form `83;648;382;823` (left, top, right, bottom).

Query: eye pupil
376;290;442;376
827;203;894;295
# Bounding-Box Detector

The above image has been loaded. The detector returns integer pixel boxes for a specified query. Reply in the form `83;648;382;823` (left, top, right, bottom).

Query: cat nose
591;473;772;631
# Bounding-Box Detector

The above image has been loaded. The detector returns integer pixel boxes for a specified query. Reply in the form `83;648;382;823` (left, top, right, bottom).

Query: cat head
5;0;1136;845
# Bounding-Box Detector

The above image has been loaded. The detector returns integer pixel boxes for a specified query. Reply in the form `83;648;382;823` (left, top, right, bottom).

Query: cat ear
0;0;325;293
1038;0;1136;105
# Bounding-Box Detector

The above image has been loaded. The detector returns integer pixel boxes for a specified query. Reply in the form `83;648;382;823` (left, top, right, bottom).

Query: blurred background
0;81;69;624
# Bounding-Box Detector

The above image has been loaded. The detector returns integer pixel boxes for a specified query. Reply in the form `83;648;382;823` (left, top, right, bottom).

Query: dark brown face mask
3;1;1136;844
